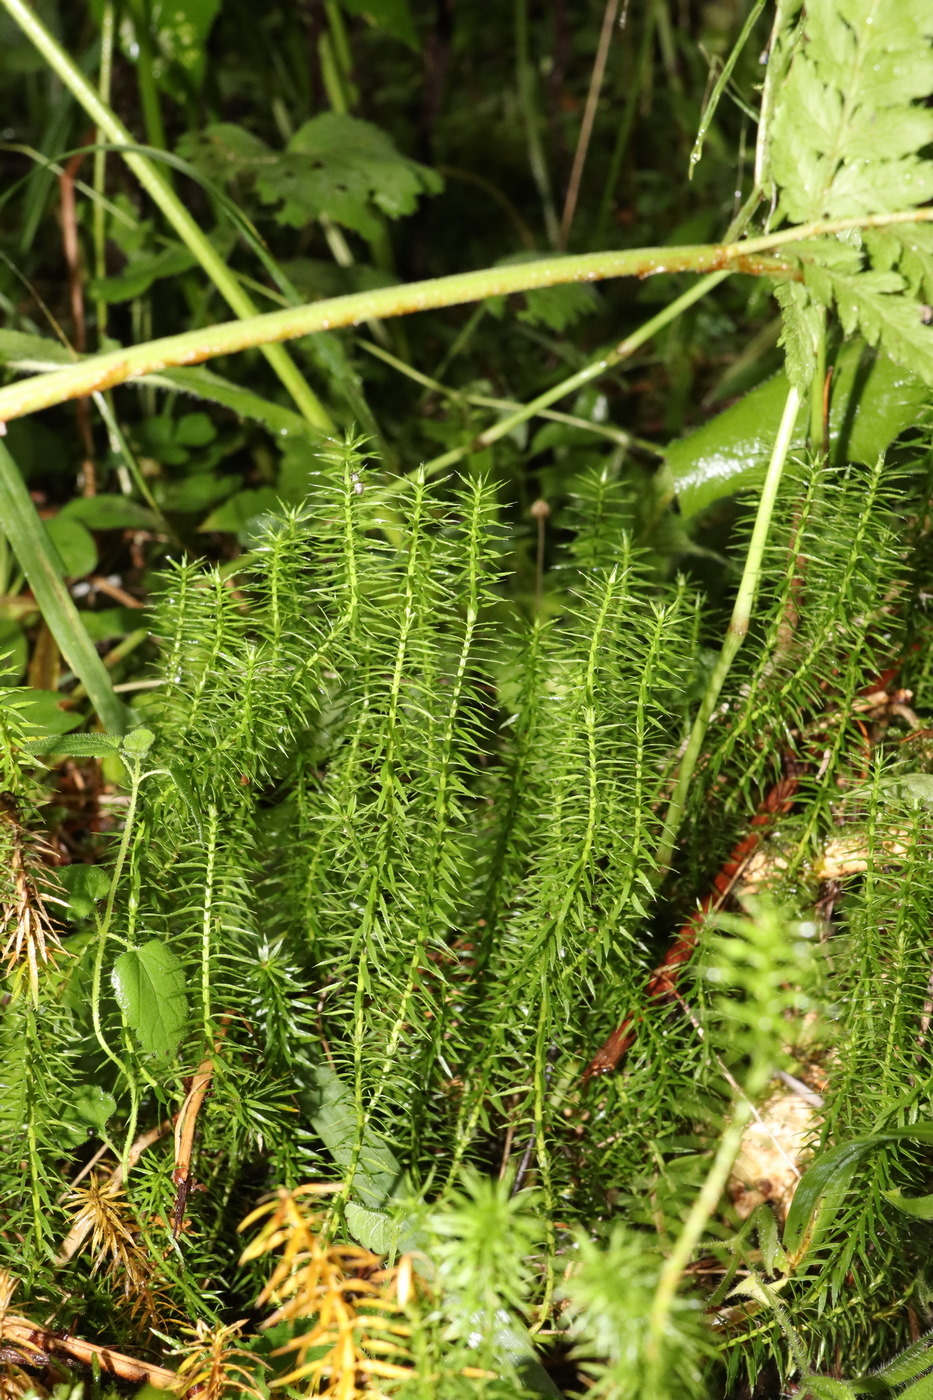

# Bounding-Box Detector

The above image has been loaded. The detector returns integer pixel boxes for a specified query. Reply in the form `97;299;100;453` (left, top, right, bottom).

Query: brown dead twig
0;1270;177;1391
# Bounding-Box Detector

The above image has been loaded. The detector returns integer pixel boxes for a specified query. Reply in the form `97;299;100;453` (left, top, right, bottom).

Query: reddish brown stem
583;772;800;1079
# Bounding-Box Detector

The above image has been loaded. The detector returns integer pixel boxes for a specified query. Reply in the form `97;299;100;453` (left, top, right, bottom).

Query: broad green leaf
59;494;162;531
81;607;140;642
0;440;127;732
172;411;215;447
278;115;442;235
200;487;281;535
44;515;97;579
666;341;930;518
344;1203;404;1255
100;0;223;97
880;774;933;808
339;0;417;49
111;938;189;1058
296;1059;409;1213
150;0;222;84
13;689;83;737
159;472;239;515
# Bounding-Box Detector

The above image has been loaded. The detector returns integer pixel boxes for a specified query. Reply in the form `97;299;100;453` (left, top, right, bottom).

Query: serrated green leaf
111;939;189;1058
73;1085;117;1131
804;262;933;385
519;281;599;333
181;116;441;241
865;225;933;301
345;1202;403;1254
774;280;824;391
0;329;72;367
771;0;933;223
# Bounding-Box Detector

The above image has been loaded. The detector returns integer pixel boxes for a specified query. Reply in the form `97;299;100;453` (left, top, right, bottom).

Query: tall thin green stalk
653;383;802;877
0;0;333;432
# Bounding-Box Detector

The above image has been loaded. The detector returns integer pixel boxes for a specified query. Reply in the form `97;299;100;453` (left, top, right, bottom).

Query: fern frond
766;0;933;383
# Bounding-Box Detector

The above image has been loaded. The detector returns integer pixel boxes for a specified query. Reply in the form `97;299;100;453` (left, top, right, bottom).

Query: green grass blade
0;438;128;733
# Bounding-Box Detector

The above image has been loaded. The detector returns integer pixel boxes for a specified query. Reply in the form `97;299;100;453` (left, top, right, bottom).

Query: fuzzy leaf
873;1331;933;1386
21;732;122;756
57;863;111;918
111;939;189;1058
